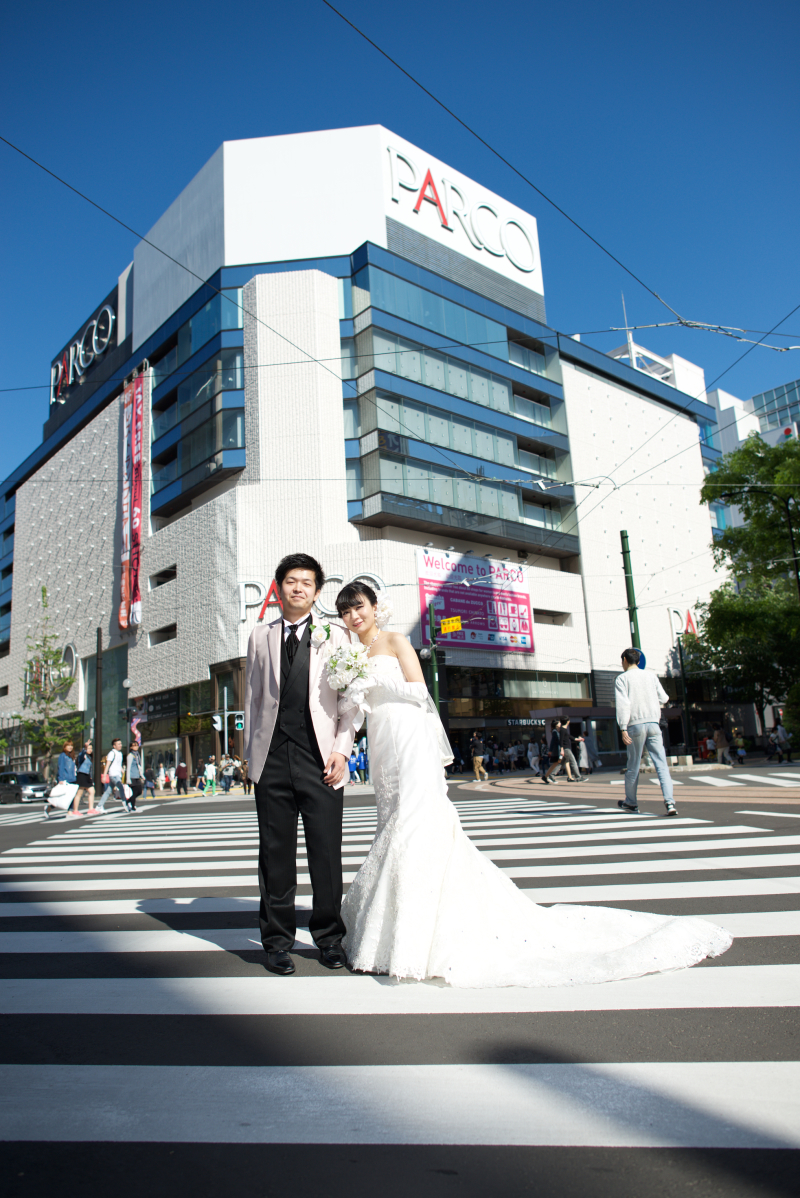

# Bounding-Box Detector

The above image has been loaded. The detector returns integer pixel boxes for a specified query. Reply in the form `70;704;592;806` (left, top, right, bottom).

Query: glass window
456;477;477;512
469;367;491;407
492;377;511;413
153;349;244;442
346;460;363;501
429;468;454;507
448;360;469;400
496;432;515;466
501;488;520;522
451;418;474;455
380;457;404;493
402;401;427;441
421;348;446;392
474;428;494;461
398;339;422;383
428;411;450;448
343;400;360;439
373;330;398;374
377;395;402;432
84;643;129;749
338;277;353;320
340;338;357;380
406;463;430;503
480;483;500;518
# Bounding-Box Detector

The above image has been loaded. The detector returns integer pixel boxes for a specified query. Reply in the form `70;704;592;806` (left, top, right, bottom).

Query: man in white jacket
615;648;676;816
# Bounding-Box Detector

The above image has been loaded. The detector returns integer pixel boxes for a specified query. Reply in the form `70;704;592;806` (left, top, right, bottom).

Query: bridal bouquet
324;641;376;715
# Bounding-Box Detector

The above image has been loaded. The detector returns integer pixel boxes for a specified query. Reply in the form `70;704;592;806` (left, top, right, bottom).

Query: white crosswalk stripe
0;790;797;1155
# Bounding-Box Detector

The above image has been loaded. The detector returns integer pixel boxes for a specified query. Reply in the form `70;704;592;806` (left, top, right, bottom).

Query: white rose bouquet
324;641;376;718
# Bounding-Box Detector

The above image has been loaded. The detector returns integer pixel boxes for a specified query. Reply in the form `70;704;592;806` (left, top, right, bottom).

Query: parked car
0;771;48;803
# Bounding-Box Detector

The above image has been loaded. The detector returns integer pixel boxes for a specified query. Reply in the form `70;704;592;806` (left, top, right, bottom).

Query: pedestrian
705;732;716;761
543;721;564;784
348;751;359;785
221;755;235;793
175;761;189;796
242;758;252;795
577;732;589;775
615;648;676;816
559;720;583;782
50;740;81;819
451;743;463;774
74;740;97;814
774;720;793;764
713;724;734;766
126;743;143;811
469;732;488;782
527;737;540;775
100;738;130;812
584;730;603;772
203;757;217;795
143;764;157;799
356;746;368;783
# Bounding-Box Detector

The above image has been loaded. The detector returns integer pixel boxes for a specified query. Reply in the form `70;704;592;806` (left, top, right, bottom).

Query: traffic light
234;715;244;731
211;715;222;731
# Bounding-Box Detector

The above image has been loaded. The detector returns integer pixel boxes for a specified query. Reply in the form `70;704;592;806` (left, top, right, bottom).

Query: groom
244;553;359;975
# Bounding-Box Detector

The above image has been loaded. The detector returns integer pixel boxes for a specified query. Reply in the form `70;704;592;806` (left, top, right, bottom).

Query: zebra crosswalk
0;790;798;1177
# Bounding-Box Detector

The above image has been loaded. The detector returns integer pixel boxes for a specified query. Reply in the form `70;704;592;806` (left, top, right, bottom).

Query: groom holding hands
244;553;359;975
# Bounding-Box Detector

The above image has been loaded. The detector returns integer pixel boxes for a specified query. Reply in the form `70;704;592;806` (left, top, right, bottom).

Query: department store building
0;126;723;770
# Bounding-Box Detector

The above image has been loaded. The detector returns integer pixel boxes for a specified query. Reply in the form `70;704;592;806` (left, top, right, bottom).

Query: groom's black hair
275;553;325;592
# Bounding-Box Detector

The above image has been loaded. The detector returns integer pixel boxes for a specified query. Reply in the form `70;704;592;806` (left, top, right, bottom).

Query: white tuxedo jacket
244;617;358;786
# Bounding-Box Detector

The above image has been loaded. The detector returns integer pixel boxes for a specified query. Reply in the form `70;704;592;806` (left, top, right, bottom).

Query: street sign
440;615;462;634
637;651;647;670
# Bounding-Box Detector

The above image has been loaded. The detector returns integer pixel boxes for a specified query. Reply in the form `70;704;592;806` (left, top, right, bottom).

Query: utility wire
319;0;683;322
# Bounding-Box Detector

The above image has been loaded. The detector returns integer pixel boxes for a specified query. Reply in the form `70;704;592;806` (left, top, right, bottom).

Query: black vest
269;623;318;756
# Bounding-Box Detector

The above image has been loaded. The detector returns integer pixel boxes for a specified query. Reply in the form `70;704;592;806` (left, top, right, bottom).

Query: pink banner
129;376;144;625
417;549;534;653
118;381;133;630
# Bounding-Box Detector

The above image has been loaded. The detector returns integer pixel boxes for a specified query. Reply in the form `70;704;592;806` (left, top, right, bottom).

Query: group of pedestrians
467;726;602;783
201;753;250;795
348;740;369;785
51;737;140;817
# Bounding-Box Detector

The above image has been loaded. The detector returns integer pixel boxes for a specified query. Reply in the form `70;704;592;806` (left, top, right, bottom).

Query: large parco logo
50;304;115;405
387;146;537;275
237;572;388;622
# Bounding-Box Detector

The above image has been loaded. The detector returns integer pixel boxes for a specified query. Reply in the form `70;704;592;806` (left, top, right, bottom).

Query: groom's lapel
267;619;282;691
308;623;325;693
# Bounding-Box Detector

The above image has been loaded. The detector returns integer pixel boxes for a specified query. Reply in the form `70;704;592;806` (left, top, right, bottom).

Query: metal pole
94;627;103;795
620;530;641;648
223;687;228;757
676;635;693;757
428;603;440;716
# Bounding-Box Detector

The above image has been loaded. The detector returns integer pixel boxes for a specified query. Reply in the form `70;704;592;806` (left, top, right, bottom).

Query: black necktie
286;623;300;662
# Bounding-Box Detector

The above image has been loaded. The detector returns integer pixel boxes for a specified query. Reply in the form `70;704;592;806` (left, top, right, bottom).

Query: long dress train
341;656;731;988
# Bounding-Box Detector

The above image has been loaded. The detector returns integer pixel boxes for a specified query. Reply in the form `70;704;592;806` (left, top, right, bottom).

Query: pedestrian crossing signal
234;716;244;731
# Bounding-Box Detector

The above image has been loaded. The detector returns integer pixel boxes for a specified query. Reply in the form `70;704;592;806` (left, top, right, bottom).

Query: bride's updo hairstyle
335;581;378;616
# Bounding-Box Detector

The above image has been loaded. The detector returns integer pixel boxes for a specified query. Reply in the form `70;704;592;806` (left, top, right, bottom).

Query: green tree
17;586;86;778
700;434;800;599
682;581;800;738
784;682;800;739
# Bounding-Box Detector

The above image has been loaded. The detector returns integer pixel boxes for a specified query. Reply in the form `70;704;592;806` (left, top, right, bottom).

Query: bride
334;583;731;989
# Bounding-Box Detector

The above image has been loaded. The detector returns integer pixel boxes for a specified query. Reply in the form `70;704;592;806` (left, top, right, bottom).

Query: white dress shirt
282;614;311;641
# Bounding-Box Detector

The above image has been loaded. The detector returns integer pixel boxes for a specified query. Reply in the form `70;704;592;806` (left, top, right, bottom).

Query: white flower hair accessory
310;619;331;649
374;596;393;629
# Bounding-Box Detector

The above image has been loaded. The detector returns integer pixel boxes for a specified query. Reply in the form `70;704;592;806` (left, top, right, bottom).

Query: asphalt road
0;768;798;1197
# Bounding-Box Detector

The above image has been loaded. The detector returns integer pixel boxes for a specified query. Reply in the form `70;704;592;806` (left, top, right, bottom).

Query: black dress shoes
319;944;347;969
265;949;295;975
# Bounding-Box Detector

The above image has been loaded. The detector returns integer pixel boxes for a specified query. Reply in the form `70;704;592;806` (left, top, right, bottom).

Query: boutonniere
310;619;332;649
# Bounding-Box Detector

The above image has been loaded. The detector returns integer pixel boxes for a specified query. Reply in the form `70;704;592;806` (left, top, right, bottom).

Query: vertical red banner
129;376;144;625
118;382;133;630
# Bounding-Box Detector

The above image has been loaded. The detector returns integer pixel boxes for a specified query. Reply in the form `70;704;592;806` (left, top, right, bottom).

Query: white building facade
0;126;724;770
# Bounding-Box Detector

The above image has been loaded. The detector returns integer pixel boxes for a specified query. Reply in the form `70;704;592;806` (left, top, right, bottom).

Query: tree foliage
700;434;800;592
18;586;86;777
682;581;800;735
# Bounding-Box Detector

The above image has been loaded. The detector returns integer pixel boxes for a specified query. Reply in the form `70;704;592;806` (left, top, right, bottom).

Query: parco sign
50;301;116;405
387;146;537;275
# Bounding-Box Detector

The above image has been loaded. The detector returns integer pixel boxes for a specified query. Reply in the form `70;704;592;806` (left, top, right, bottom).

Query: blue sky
1;0;798;482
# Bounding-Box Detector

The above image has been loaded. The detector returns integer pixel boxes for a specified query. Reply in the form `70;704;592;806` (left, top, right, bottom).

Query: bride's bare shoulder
381;630;410;654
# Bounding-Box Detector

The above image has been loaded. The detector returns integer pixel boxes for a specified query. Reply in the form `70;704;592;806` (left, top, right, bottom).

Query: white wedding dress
341;655;732;988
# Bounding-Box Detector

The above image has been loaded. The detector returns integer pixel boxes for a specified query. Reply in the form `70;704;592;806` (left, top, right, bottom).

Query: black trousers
254;737;345;952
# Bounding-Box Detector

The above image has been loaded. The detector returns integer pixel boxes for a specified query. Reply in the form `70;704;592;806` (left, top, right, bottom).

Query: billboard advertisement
416;549;534;653
118;376;144;630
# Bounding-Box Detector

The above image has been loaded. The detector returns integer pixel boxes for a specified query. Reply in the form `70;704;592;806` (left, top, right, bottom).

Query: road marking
0;1062;797;1148
737;810;800;819
0;965;796;1015
688;776;746;788
520;877;800;902
504;851;800;879
696;910;800;937
734;775;800;788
